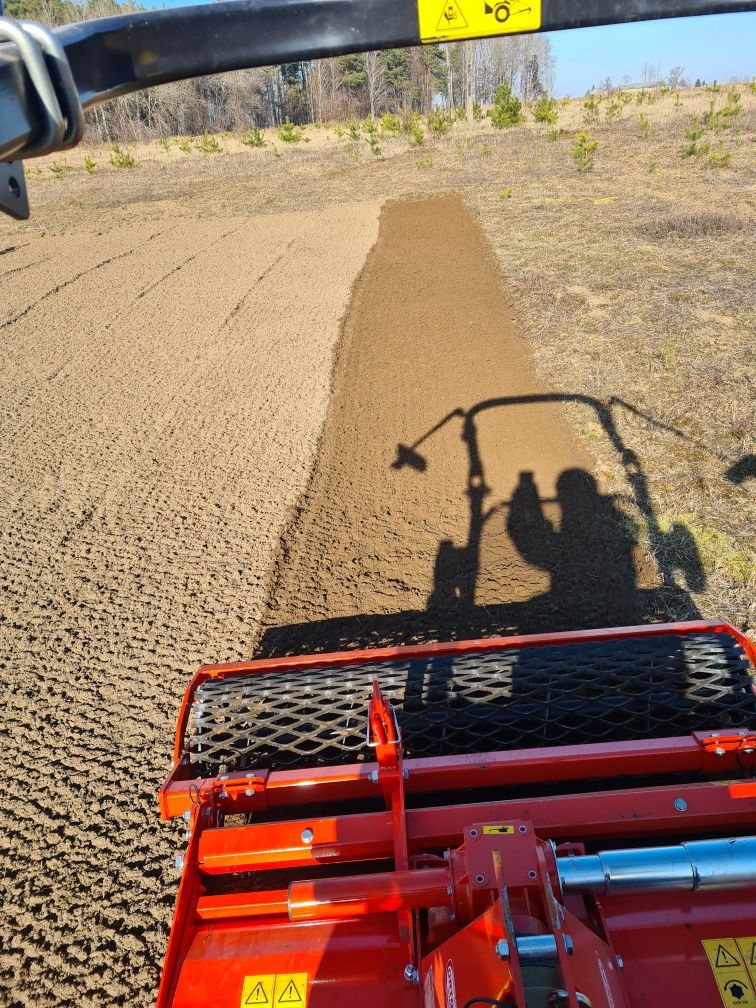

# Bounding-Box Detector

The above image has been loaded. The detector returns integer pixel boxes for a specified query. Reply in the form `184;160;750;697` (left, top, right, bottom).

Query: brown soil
0;202;380;1007
259;194;662;658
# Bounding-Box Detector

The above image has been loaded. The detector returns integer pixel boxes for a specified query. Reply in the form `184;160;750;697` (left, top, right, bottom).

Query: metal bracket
0;160;28;220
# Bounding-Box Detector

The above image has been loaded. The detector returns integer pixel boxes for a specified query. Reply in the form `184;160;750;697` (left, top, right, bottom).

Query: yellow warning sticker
482;824;514;835
418;0;541;44
702;939;756;1008
274;975;308;1008
241;975;308;1008
241;976;276;1007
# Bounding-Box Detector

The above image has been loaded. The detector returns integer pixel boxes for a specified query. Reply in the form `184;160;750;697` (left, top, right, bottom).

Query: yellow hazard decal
241;975;309;1008
702;939;756;1008
482;824;514;835
418;0;540;44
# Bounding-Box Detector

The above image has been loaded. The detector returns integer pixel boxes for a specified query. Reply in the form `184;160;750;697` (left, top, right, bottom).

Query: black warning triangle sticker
715;944;742;968
277;981;303;1004
246;983;271;1005
436;0;468;31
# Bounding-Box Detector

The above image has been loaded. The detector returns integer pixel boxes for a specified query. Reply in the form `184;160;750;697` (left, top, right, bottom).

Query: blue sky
135;2;754;98
547;13;755;96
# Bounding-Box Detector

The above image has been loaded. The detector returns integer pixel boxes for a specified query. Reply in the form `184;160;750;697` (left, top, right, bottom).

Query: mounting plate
1;161;29;220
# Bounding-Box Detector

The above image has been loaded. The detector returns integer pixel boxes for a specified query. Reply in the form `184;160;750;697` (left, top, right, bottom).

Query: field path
260;194;653;655
0;203;380;1007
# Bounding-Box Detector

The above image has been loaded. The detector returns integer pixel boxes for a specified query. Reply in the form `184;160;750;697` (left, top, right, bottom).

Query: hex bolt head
301;828;314;845
403;963;418;983
219;792;229;800
245;789;254;797
714;747;726;757
674;797;688;812
616;955;624;968
369;770;379;783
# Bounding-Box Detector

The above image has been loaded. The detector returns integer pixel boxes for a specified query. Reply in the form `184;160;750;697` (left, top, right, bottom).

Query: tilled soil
0;202;380;1007
259;194;660;656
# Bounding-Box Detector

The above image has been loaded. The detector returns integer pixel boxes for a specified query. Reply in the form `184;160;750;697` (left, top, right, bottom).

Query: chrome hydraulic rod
558;836;756;895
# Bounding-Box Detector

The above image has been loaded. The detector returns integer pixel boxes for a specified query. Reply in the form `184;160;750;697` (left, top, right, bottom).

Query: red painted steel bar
197;779;756;874
159;732;753;820
196;889;290;921
288;867;453;921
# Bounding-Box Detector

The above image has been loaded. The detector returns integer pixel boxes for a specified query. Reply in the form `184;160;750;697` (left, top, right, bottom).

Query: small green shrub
547;127;559;142
499;187;512;200
427;110;453;136
680;121;710;158
747;78;756;96
380;112;402;134
480;143;492;156
472;101;483;120
49;160;72;177
333;124;345;138
533;94;558;124
407;120;425;147
705;81;721;93
83;155;96;174
345;120;361;141
270;144;282;158
195;133;223;154
109;144;137;168
241;126;265;148
363;119;382;155
638;112;653;138
154;137;171;151
416;155;433;168
708;142;732;169
177;138;192;154
277;118;307;143
572;130;598;173
490;83;522;128
582;93;601;124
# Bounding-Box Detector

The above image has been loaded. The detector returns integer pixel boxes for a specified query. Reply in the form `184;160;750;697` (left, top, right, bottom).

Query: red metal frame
156;621;756;1008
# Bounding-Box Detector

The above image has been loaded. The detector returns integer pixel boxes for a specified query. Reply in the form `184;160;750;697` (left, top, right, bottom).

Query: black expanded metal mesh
184;632;755;775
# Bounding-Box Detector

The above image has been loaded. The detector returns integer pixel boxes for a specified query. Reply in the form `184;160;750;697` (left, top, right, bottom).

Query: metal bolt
369;770;378;783
174;853;184;874
519;825;528;834
744;748;754;754
674;798;688;812
616;955;624;968
714;747;726;757
403;963;418;983
403;767;409;780
219;775;228;781
245;789;254;797
528;870;537;880
301;828;314;845
219;792;229;800
446;885;453;896
469;828;479;838
475;874;485;884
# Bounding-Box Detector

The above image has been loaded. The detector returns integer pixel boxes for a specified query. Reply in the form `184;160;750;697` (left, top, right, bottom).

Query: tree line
5;0;555;142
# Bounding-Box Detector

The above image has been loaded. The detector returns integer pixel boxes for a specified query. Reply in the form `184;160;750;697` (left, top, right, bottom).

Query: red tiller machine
2;0;754;1005
156;621;756;1008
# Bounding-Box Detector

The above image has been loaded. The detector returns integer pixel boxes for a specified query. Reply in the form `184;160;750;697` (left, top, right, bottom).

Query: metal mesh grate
184;632;755;775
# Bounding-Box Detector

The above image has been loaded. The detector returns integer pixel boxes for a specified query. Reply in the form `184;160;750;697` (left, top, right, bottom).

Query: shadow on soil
259;394;708;656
